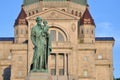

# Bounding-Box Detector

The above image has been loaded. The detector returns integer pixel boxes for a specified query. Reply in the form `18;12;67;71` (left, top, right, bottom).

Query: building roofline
79;7;95;26
95;37;115;41
0;37;14;41
23;0;87;6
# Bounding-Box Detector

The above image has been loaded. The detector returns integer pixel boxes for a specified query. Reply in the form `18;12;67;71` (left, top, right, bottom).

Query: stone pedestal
26;72;52;80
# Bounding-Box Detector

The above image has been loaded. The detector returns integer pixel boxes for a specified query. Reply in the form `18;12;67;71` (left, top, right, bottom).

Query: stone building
0;0;115;80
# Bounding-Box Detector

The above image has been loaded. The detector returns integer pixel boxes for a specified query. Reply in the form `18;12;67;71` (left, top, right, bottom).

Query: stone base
26;72;52;80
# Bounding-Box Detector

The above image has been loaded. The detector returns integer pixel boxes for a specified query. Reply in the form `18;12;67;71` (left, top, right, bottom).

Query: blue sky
0;0;120;78
88;0;120;78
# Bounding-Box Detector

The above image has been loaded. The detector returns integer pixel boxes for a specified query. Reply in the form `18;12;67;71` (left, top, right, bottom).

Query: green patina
23;0;87;6
30;17;52;72
23;0;39;5
71;0;87;5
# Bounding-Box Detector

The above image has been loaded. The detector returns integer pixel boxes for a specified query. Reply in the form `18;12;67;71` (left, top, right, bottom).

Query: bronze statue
31;17;52;72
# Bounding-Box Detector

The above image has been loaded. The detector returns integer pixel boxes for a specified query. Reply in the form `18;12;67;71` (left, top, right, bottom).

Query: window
32;11;34;15
81;29;83;34
83;56;88;61
98;54;103;59
51;54;55;60
29;12;31;16
75;11;78;16
50;30;56;41
58;32;64;42
71;10;74;14
8;55;12;60
50;54;56;65
36;10;38;13
92;30;94;34
59;69;64;75
51;69;56;75
92;40;94;43
49;28;67;42
59;54;64;59
18;56;22;61
79;12;82;17
83;70;88;77
18;71;22;77
62;9;65;12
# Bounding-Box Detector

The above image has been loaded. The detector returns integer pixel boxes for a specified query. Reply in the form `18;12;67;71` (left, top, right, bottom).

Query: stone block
26;72;52;80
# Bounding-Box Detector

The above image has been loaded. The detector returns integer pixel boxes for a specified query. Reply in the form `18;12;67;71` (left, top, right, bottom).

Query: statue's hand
34;43;37;48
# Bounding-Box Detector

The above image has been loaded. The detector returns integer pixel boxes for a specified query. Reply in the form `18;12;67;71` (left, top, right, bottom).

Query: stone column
64;53;67;75
56;53;59;75
67;53;71;75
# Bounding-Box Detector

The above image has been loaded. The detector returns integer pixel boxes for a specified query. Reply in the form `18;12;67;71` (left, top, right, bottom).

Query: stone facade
0;1;114;80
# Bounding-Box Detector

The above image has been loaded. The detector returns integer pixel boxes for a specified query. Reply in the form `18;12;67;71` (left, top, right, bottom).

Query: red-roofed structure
80;8;95;26
15;7;27;26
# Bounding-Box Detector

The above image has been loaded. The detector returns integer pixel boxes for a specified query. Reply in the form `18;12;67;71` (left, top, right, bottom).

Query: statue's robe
31;25;51;70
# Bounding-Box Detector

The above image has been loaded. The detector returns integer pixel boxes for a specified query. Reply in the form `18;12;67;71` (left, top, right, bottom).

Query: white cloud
98;22;112;29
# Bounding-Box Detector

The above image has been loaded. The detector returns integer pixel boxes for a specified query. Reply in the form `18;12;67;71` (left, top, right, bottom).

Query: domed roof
23;0;87;6
72;0;87;5
23;0;39;5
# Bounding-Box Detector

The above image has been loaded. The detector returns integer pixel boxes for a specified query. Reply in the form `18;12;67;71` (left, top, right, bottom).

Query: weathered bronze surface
31;17;52;72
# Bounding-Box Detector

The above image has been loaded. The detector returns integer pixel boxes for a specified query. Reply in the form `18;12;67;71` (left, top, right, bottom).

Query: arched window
71;10;74;14
50;30;56;42
58;32;64;42
49;27;67;42
61;9;65;12
32;11;34;15
75;11;78;16
36;10;38;13
79;12;82;17
29;12;31;16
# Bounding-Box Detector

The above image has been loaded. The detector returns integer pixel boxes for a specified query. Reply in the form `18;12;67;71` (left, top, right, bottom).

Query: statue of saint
31;17;52;72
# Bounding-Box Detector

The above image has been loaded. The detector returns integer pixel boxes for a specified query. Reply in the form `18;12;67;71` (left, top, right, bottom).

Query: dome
71;0;87;5
23;0;87;6
23;0;39;5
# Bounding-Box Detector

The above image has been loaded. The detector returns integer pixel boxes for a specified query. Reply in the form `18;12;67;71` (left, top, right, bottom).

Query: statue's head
43;20;48;25
36;17;42;26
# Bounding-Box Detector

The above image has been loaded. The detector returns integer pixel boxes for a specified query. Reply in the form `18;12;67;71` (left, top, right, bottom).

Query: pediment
27;8;80;20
